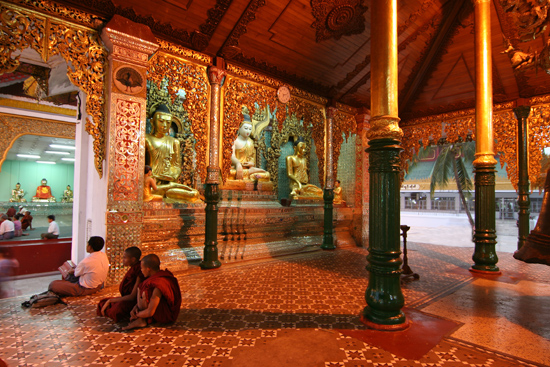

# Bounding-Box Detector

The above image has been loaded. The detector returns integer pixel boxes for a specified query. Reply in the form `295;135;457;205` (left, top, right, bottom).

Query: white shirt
0;220;14;235
74;251;110;289
48;221;60;235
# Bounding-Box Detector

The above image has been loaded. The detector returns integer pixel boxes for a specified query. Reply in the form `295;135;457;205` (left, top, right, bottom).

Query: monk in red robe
123;254;181;330
97;247;144;322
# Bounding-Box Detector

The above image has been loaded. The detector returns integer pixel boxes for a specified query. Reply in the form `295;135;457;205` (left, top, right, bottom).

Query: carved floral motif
110;98;142;202
333;109;357;181
310;0;368;42
0;3;108;177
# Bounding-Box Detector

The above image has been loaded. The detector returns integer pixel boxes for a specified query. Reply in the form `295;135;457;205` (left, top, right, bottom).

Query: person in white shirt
0;215;15;240
48;236;110;297
41;215;60;239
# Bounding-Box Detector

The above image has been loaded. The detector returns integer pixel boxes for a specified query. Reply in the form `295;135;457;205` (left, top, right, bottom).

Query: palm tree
411;140;475;230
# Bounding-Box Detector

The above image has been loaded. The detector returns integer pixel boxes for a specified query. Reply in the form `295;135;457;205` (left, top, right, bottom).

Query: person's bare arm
134;288;162;319
101;277;142;316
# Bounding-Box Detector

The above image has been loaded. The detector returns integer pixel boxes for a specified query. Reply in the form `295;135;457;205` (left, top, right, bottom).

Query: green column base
471;165;499;273
200;183;222;270
321;188;336;250
363;138;406;328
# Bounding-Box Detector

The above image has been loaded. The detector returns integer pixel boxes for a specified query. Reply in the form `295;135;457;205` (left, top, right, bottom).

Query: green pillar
362;138;407;328
322;188;335;250
471;165;499;272
322;106;336;250
201;177;222;269
200;66;225;270
361;0;407;330
471;0;499;274
514;105;531;250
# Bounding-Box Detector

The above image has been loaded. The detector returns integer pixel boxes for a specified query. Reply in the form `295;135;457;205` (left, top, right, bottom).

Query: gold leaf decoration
0;3;108;177
147;51;210;183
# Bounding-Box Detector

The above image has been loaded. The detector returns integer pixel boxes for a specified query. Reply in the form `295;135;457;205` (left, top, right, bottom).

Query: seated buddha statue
333;180;346;205
229;120;271;182
62;185;73;203
286;141;323;200
9;183;26;203
32;178;56;202
145;104;200;203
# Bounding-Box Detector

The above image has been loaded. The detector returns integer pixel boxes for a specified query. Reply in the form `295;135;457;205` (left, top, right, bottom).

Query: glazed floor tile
1;243;549;367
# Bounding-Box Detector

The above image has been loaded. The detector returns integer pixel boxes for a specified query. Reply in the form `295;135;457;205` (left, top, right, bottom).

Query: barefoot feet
122;318;148;331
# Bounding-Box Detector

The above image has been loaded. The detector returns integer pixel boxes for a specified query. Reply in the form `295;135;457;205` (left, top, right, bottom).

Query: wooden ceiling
55;0;550;122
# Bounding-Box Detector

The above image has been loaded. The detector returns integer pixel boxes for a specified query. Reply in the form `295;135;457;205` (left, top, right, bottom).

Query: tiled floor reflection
1;243;549;366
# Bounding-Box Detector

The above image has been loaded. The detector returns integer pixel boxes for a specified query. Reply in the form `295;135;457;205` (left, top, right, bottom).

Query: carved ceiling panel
310;0;367;42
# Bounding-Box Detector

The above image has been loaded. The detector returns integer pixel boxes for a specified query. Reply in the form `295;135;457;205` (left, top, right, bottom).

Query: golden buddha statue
145;104;200;203
286;141;323;200
226;106;272;190
62;185;73;203
9;183;26;203
143;165;163;202
333;179;346;205
32;178;56;202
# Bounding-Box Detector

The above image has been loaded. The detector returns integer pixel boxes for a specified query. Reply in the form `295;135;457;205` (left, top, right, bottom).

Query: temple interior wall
0;159;74;201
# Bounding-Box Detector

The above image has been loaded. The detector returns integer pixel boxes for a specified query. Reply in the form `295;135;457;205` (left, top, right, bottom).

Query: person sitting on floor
0;215;14;240
41;215;59;239
21;211;33;231
97;246;144;322
12;214;22;237
48;236;109;297
123;254;181;330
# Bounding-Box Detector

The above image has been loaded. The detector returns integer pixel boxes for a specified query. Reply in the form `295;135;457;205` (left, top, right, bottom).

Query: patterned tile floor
1;243;549;367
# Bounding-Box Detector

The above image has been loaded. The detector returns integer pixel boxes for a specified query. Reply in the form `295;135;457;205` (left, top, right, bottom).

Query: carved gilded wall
147;45;211;184
402;99;550;190
0;1;108;177
0;114;76;170
222;71;327;190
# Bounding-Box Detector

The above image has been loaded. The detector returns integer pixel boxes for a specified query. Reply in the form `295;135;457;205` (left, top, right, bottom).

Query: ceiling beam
399;0;469;114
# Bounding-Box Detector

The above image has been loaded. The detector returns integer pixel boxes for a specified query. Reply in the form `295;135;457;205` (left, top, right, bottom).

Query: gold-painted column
322;106;336;250
101;16;158;285
200;66;226;270
362;0;408;330
471;0;500;273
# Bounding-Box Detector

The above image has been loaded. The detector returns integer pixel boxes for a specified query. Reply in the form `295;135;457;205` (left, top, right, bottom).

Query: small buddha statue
32;178;56;202
286;141;323;200
145;104;200;203
228;119;271;183
333;179;346;205
62;185;73;203
9;183;26;203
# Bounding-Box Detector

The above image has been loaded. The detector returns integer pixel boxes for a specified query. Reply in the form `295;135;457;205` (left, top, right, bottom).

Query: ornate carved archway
0;113;76;171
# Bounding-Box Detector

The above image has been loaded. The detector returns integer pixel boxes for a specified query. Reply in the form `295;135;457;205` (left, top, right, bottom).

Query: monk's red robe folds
97;261;144;322
139;269;182;324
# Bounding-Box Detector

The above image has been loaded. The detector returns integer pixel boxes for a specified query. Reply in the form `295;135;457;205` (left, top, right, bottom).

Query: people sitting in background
12;215;22;237
18;206;26;215
21;211;33;231
48;236;109;297
41;215;59;239
123;254;182;330
6;206;15;219
0;215;14;240
97;247;144;322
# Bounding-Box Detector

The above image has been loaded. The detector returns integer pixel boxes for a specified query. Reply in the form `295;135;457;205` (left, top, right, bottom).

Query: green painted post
200;66;225;270
200;179;222;269
514;105;531;250
362;138;407;329
471;165;500;272
321;188;336;250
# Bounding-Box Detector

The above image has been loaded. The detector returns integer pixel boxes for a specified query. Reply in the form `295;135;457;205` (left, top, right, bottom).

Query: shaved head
142;254;160;271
